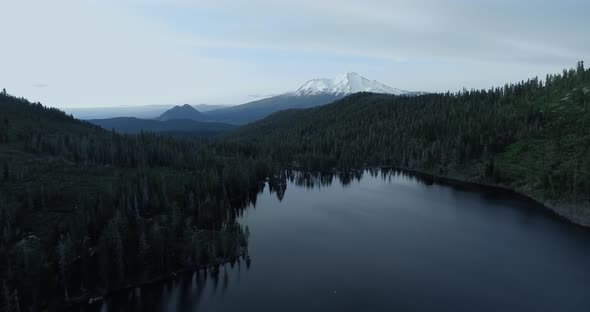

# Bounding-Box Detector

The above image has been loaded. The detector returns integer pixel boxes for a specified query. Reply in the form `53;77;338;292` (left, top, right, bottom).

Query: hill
193;104;229;112
0;91;270;310
66;105;174;120
89;117;236;135
230;62;590;225
202;93;342;124
66;104;228;120
158;104;204;121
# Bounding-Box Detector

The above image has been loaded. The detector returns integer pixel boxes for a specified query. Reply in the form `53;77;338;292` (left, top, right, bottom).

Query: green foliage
1;62;589;310
0;91;265;309
232;64;590;205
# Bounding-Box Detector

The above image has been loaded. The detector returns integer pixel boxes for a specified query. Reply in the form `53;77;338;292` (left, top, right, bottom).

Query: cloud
154;0;590;65
248;93;278;98
1;0;589;108
33;83;49;88
0;0;269;108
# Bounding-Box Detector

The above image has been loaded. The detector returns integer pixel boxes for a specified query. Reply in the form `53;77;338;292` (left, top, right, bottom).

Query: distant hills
87;72;423;132
67;103;228;120
67;104;174;119
89;117;235;135
87;105;235;135
200;94;343;124
166;72;423;125
193;104;228;112
158;104;203;121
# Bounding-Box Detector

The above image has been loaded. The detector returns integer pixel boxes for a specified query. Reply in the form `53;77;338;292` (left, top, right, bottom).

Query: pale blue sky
1;0;589;108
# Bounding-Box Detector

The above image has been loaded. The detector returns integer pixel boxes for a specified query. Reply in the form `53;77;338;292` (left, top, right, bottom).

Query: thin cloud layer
1;0;588;108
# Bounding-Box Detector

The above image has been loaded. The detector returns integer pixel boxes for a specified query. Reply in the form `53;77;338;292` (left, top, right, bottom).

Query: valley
3;2;590;311
1;64;589;311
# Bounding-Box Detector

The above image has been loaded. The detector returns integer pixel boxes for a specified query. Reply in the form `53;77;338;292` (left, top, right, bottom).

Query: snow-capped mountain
203;72;423;124
294;72;412;96
152;73;423;125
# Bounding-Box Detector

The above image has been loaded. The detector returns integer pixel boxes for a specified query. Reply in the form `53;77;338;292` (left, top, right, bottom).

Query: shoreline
63;165;590;309
63;252;247;310
380;165;590;229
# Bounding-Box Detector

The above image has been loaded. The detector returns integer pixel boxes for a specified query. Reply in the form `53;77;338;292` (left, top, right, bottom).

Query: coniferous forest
229;62;590;223
0;89;277;310
1;63;590;310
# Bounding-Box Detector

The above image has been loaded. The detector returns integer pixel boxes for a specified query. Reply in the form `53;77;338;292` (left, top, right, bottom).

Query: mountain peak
294;73;411;96
344;72;361;78
169;104;198;112
158;104;203;121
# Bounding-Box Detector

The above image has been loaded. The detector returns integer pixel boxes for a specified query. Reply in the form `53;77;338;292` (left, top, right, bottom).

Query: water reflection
83;168;590;312
86;261;249;312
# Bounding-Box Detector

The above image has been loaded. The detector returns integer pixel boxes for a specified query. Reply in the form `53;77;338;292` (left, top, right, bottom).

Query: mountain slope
194;104;229;112
158;104;204;121
202;93;342;124
203;72;420;124
0;91;267;310
230;63;590;226
89;117;236;135
295;72;414;96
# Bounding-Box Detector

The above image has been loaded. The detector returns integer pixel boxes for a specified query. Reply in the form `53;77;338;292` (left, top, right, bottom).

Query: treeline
0;91;278;310
230;62;590;209
2;62;590;310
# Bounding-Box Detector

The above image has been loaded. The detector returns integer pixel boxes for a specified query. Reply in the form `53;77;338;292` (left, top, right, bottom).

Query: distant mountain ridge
201;94;342;125
67;105;174;120
88;72;423;126
197;72;422;124
89;117;235;135
66;104;229;120
194;104;229;112
158;104;203;121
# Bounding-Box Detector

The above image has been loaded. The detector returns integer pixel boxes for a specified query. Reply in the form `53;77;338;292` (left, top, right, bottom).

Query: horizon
3;3;590;311
2;0;589;109
4;66;587;111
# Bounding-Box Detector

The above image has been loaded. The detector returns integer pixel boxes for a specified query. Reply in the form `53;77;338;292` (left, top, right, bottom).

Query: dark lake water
95;170;590;312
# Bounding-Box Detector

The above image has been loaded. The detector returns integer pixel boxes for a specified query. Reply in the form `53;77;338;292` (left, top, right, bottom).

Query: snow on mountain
294;72;412;96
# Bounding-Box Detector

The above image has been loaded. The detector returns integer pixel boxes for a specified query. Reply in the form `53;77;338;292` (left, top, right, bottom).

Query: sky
1;0;589;108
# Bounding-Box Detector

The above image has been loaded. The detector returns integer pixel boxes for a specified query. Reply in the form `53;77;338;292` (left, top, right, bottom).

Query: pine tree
137;230;150;276
56;235;70;300
2;281;12;312
2;162;8;181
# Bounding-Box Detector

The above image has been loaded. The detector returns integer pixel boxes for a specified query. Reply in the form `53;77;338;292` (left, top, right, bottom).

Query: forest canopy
1;62;590;311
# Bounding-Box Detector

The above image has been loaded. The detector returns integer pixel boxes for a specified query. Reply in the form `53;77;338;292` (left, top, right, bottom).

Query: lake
92;169;590;312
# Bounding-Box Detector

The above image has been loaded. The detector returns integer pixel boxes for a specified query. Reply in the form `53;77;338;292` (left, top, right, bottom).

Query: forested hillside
229;62;590;225
2;63;590;310
0;90;277;310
